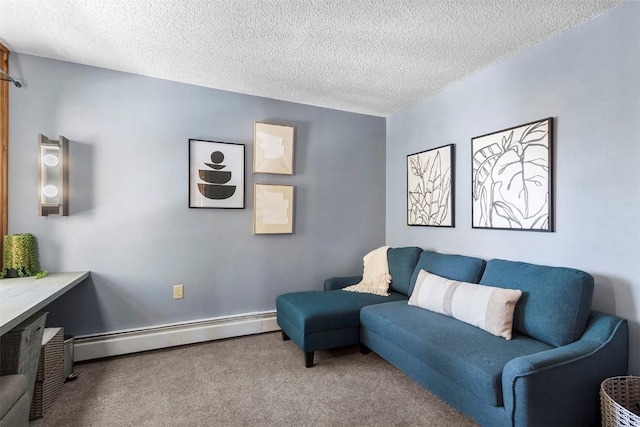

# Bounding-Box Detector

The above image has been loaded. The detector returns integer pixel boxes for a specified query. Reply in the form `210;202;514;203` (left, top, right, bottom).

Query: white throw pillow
408;270;522;340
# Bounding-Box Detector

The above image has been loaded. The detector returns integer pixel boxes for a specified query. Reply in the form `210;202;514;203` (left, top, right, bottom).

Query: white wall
386;2;640;373
8;54;386;336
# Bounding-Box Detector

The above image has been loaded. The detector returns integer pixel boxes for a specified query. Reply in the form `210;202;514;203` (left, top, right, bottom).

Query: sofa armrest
502;311;628;427
323;276;362;291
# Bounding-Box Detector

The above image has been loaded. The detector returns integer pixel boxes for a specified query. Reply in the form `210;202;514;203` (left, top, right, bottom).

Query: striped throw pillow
408;269;522;340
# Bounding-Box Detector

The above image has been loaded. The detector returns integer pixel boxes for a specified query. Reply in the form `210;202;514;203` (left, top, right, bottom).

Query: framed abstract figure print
189;139;245;209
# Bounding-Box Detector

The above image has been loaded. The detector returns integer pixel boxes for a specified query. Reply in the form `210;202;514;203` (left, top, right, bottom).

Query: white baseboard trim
73;310;279;362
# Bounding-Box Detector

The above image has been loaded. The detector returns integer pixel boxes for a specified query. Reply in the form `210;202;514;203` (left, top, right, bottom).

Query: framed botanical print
407;144;454;227
471;117;553;231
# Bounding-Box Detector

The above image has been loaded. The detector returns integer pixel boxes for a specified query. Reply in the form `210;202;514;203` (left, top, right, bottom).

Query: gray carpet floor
34;332;478;426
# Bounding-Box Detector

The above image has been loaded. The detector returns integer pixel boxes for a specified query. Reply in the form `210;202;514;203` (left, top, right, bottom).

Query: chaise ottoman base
276;290;407;367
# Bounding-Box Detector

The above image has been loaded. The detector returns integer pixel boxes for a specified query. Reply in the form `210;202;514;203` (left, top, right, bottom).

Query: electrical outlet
173;284;184;299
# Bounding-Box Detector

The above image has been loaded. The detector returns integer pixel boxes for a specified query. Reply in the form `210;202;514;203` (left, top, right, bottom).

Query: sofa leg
359;343;370;355
281;331;290;341
305;352;314;368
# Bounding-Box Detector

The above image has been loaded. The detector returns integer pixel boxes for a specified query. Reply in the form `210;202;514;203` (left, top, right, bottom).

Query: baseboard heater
73;310;279;361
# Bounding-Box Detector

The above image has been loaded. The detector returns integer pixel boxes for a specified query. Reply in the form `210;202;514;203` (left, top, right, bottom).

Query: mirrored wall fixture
38;134;68;216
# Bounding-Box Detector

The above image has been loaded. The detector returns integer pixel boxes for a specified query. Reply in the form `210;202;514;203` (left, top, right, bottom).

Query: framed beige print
253;184;294;234
253;122;294;175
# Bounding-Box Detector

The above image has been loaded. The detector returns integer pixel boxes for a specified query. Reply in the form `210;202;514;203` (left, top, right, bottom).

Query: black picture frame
471;117;553;231
189;139;245;209
407;144;455;227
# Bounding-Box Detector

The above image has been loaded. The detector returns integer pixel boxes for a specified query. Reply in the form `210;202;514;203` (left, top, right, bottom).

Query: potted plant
1;233;48;279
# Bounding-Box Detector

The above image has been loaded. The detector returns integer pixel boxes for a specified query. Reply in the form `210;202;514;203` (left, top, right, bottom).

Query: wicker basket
601;376;640;427
30;328;65;419
0;312;48;402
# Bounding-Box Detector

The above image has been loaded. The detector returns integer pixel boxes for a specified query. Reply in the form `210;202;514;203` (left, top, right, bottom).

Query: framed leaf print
471;117;553;231
407;144;454;227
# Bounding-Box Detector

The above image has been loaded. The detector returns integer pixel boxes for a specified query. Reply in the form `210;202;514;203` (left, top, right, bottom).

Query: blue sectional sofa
276;248;629;427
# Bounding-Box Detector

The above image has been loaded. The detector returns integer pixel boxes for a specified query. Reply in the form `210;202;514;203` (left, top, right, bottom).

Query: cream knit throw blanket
343;246;392;297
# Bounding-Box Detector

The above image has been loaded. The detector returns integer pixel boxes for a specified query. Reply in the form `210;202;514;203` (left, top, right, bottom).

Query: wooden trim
1;42;9;260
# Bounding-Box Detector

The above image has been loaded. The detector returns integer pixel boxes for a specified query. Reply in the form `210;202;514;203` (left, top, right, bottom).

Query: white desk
0;271;89;335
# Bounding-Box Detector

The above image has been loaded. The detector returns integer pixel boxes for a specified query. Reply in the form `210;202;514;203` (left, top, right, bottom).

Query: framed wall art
407;144;454;227
189;139;244;209
471;117;553;231
253;122;294;175
253;184;294;234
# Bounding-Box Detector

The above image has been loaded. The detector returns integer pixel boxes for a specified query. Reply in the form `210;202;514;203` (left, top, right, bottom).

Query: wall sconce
38;134;68;216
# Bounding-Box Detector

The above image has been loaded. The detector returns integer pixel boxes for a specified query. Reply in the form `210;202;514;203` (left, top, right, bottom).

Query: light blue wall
8;53;386;335
386;2;640;374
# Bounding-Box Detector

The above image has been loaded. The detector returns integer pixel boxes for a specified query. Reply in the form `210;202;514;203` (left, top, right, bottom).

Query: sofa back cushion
408;251;486;295
388;247;423;295
479;259;594;347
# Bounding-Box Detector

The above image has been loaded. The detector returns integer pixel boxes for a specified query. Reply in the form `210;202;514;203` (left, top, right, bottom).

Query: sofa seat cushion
360;301;552;407
277;290;408;334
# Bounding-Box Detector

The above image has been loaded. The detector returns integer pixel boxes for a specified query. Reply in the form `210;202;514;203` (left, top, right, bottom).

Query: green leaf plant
1;233;48;279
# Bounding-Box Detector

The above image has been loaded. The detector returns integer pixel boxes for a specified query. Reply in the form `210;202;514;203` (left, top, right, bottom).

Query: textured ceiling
0;0;626;117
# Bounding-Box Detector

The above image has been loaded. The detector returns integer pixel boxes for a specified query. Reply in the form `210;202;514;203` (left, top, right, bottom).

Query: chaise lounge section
275;246;423;367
